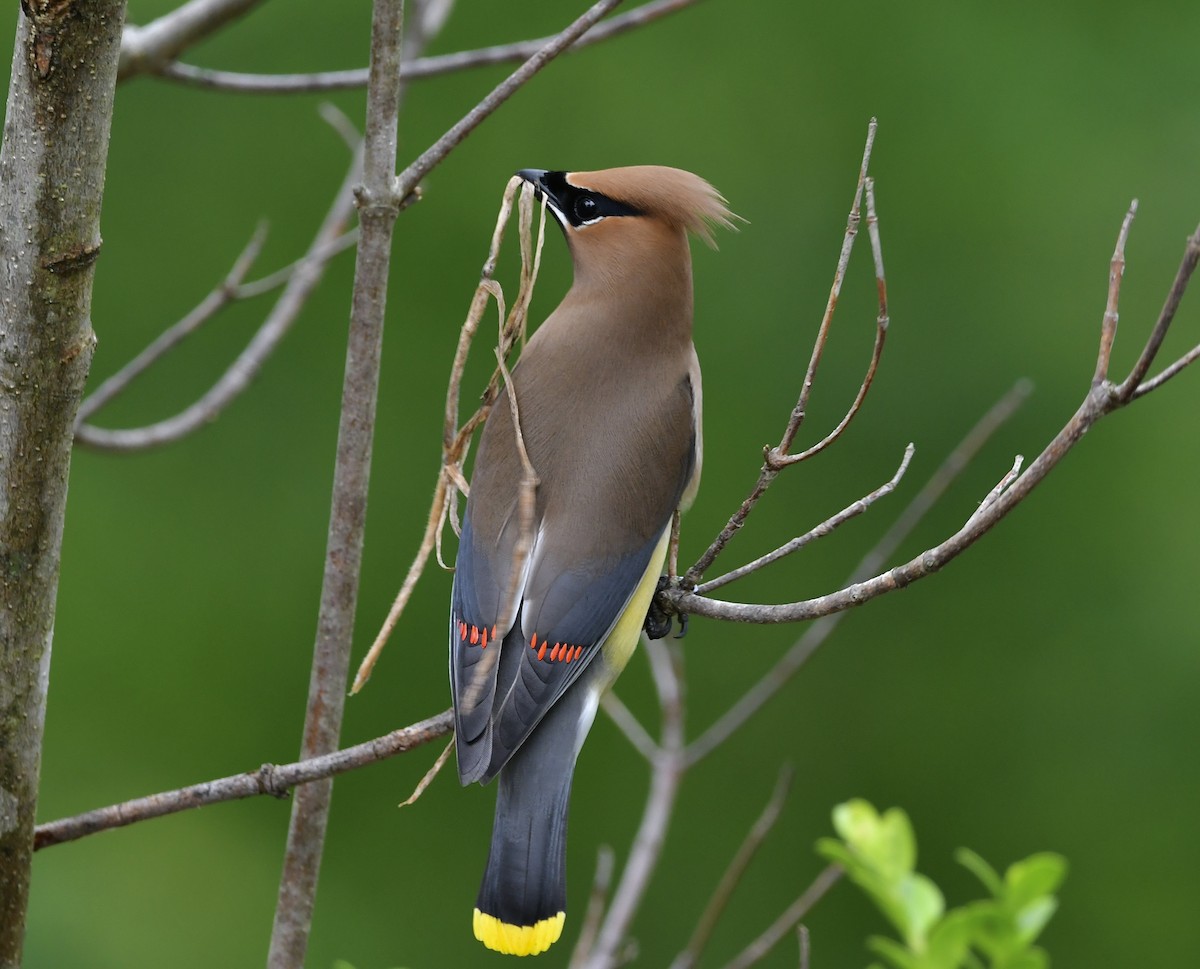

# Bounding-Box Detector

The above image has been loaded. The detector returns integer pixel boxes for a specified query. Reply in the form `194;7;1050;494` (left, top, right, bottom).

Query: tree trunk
0;2;125;963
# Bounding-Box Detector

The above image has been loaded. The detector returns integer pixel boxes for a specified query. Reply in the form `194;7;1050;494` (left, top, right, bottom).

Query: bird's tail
473;687;596;956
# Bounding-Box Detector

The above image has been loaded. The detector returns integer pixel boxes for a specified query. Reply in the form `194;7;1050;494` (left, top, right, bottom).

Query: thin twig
773;174;889;468
582;638;686;969
697;442;914;595
398;737;454;807
670;206;1200;627
685;119;880;586
798;925;810;969
394;0;627;199
75;224;360;428
684;380;1032;766
1124;220;1200;399
32;709;454;851
568;846;617;969
718;865;843;969
351;181;546;693
669;766;796;969
600;691;660;762
118;0;266;80
266;1;408;963
777;120;878;457
75;143;364;451
963;454;1024;531
157;0;704;93
76;221;270;423
1094;200;1137;385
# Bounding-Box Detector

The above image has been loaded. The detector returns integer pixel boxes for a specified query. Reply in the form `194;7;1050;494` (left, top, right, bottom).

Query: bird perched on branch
450;166;733;956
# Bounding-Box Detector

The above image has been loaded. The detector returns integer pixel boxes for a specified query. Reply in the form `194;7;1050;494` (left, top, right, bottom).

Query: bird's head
515;166;734;278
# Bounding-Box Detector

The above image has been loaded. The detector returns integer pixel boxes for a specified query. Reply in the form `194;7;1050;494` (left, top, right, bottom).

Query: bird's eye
574;195;600;223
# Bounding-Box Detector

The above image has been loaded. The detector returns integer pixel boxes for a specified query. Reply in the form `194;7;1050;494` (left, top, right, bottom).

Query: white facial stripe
542;198;568;226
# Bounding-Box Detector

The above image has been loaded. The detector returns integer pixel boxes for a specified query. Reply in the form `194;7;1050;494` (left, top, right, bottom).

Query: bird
450;166;733;956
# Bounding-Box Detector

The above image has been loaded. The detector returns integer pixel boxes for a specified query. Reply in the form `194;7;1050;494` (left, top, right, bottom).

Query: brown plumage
450;166;732;956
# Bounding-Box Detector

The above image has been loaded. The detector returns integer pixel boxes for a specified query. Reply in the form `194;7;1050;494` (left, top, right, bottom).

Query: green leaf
997;949;1048;969
867;935;921;969
1014;896;1059;945
832;800;918;880
955;847;1003;898
1004;853;1067;910
925;907;974;967
899;873;945;949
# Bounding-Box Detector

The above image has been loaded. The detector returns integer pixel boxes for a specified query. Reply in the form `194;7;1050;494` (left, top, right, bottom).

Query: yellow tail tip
473;909;565;956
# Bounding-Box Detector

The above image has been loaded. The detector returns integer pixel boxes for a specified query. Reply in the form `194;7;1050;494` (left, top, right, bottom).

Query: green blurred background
11;0;1200;965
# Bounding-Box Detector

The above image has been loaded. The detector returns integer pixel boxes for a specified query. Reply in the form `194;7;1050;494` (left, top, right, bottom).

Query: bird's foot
644;576;689;640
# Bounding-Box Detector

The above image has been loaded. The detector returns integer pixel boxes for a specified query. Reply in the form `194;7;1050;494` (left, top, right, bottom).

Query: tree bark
0;1;125;963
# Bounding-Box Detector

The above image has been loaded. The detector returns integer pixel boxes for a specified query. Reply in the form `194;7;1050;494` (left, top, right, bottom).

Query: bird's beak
515;169;569;228
515;168;550;203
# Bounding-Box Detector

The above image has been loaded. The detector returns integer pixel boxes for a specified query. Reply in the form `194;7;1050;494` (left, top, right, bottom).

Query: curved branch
393;0;625;199
579;638;686;969
32;710;454;851
665;208;1200;628
74;142;364;451
683;380;1032;767
684;120;881;587
119;0;267;80
155;0;705;94
697;442;913;595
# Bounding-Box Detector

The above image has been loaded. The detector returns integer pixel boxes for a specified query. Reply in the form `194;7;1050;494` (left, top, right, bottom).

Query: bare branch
1125;220;1200;399
119;0;266;80
684;119;880;587
666;206;1198;629
32;709;454;851
697;442;914;595
74;144;364;451
582;638;686;969
157;0;705;93
963;454;1024;531
267;1;408;962
600;690;660;762
718;865;842;969
394;0;626;199
568;846;617;969
773;174;889;469
777;120;878;457
398;737;455;807
1133;339;1200;398
1093;200;1137;385
684;381;1032;766
670;766;796;969
76;221;269;423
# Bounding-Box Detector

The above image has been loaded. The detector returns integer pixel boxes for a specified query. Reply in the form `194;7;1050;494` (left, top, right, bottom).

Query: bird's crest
566;166;736;247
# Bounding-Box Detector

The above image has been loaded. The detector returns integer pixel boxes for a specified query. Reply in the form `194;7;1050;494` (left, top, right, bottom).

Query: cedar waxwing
450;166;733;956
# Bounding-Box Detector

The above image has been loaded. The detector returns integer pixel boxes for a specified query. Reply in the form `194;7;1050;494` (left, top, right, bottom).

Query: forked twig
685;119;883;586
963;454;1024;531
697;442;914;595
684;380;1032;766
75;141;365;452
666;207;1200;628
